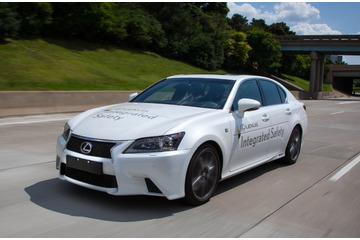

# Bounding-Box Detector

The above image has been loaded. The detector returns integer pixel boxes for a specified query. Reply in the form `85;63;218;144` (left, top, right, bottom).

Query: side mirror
237;98;260;118
129;93;138;101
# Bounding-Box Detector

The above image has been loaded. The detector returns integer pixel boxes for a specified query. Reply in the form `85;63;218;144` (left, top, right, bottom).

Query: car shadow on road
215;161;287;196
24;161;286;222
24;178;191;222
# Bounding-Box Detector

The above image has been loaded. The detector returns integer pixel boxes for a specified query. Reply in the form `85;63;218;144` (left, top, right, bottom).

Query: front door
229;79;271;171
230;108;271;171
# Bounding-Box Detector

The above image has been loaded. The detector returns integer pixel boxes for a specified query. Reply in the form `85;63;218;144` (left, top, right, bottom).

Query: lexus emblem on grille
80;142;92;154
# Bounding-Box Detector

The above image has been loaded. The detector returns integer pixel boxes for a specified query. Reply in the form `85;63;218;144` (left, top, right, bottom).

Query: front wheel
185;144;220;205
282;127;302;165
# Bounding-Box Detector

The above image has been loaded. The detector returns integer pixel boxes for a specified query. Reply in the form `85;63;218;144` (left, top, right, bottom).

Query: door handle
285;108;292;115
262;114;269;122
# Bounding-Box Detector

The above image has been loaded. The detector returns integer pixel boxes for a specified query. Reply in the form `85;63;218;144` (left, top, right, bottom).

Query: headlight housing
124;132;185;153
62;123;71;141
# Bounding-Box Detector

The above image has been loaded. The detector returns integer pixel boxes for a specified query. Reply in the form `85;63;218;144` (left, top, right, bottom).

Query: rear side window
277;85;287;103
258;80;283;106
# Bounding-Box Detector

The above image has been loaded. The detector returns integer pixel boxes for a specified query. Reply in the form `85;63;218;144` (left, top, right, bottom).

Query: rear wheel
185;144;220;205
282;127;302;165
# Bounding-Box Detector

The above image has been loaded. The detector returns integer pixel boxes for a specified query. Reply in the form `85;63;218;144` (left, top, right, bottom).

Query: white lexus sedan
56;74;307;205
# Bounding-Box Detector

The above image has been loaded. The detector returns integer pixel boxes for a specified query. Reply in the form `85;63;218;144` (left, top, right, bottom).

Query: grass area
1;38;336;93
0;39;224;91
281;73;332;92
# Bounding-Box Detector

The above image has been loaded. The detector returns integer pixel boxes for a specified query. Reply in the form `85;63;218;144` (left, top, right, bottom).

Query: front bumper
56;135;193;200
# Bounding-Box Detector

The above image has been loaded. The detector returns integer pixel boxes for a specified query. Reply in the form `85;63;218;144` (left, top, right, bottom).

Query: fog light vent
60;163;66;175
145;178;162;194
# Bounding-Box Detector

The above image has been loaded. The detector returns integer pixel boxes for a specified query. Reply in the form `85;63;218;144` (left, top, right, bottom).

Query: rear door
257;80;290;159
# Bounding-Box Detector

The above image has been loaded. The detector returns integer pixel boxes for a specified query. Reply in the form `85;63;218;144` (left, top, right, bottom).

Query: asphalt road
0;98;359;237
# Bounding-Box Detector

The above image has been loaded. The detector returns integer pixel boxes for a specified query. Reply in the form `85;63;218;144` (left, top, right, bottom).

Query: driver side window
232;80;262;111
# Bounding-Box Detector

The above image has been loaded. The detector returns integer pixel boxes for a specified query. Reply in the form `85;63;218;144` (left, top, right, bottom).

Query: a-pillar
309;52;325;99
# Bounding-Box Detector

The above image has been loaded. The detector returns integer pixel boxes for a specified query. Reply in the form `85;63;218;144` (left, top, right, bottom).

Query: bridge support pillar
310;52;325;99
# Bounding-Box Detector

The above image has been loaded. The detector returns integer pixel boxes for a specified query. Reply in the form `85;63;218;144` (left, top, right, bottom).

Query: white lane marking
338;101;356;105
0;114;75;126
330;155;360;182
310;144;334;153
330;111;344;115
0;118;70;126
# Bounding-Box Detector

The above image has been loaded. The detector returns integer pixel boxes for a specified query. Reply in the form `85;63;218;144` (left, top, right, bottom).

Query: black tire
282;127;302;165
185;144;220;205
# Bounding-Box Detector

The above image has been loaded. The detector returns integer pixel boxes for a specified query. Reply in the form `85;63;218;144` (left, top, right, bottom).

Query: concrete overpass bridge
326;65;360;94
277;35;360;98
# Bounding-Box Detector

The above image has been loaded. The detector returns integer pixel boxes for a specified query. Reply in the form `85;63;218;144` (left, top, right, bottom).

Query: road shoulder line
330;154;360;182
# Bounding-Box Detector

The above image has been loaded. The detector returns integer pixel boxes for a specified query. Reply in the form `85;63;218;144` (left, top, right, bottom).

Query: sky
227;2;360;65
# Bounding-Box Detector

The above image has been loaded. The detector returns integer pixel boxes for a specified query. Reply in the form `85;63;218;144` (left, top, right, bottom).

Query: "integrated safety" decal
92;108;159;121
240;126;285;148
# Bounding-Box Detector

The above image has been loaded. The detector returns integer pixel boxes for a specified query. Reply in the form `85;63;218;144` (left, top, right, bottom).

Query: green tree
250;18;268;31
1;2;308;75
224;31;251;71
281;54;310;79
144;3;194;59
188;3;229;69
49;3;119;41
118;5;165;50
246;28;282;74
269;22;295;36
140;2;228;70
229;14;249;32
0;3;20;40
191;2;229;17
15;2;53;37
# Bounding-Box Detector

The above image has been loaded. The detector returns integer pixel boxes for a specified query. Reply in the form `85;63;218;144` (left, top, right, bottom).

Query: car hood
69;102;214;140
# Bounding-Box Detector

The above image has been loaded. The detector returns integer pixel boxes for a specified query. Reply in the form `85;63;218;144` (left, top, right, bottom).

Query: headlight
62;123;71;141
124;132;185;153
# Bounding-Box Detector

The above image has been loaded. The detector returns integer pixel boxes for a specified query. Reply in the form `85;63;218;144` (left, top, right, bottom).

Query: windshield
132;78;235;109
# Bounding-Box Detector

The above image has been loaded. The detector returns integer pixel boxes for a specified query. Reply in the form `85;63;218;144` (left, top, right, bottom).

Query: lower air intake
145;178;162;194
61;163;117;188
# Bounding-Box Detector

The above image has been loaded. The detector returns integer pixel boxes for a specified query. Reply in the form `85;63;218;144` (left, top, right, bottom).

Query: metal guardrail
277;35;360;45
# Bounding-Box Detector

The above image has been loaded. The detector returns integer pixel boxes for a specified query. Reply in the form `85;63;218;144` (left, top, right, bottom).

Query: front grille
61;163;118;188
66;135;116;158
